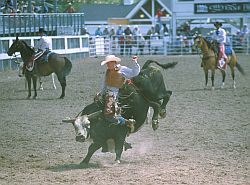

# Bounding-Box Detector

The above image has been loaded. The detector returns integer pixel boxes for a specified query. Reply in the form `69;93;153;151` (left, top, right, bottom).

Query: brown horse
192;35;245;89
7;36;72;99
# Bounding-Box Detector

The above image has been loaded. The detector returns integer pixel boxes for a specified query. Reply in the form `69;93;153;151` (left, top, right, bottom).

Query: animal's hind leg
159;91;172;118
32;76;37;99
115;134;127;163
56;73;66;99
204;69;208;89
211;69;215;90
80;143;101;164
220;70;226;89
151;104;160;131
26;75;32;99
230;65;236;89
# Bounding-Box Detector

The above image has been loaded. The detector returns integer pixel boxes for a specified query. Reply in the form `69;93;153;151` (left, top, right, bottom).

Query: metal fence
1;34;249;71
88;34;250;57
0;13;85;37
0;35;89;71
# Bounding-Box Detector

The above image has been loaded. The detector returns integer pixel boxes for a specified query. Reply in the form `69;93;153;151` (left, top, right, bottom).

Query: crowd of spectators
0;0;49;13
83;24;172;55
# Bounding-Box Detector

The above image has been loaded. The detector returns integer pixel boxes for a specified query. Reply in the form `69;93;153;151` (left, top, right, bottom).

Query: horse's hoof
152;120;159;131
33;96;37;99
211;87;215;91
59;96;64;99
26;96;31;99
159;109;167;118
124;142;132;151
115;160;121;164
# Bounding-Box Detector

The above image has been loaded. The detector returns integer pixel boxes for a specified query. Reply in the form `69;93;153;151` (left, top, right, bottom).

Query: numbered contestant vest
105;69;125;88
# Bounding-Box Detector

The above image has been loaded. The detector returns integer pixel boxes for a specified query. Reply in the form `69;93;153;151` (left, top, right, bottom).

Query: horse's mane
19;40;35;53
195;36;212;49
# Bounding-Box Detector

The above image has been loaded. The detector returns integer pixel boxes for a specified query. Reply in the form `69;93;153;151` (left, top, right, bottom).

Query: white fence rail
0;35;89;71
1;34;249;71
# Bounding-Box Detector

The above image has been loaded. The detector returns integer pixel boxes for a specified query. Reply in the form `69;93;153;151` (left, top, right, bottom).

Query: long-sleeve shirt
100;60;140;95
36;35;51;51
212;28;227;44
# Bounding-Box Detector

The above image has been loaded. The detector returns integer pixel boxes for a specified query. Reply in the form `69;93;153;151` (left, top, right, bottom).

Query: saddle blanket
225;45;232;55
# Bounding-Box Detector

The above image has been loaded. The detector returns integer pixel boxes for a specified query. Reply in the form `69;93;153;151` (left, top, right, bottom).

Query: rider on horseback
35;28;51;62
96;55;140;131
211;21;228;70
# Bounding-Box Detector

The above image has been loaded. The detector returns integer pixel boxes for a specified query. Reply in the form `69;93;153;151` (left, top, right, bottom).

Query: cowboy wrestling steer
63;60;177;164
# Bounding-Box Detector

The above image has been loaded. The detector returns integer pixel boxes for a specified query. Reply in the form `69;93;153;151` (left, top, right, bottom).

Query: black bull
71;60;177;164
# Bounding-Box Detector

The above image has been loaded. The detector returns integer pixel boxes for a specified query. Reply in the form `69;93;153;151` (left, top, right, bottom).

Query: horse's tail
142;60;178;70
236;62;245;76
63;57;72;76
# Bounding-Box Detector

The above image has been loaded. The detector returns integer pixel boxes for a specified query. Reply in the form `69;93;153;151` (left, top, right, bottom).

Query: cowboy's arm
119;59;140;79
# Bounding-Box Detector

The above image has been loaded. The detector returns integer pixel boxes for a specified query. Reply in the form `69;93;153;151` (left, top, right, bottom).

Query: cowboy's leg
218;45;226;69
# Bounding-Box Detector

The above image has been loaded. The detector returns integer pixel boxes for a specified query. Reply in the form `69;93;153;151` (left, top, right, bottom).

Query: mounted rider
97;55;140;131
35;28;51;62
211;21;228;70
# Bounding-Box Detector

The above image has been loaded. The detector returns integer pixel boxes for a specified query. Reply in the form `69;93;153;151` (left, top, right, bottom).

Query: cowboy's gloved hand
132;56;138;62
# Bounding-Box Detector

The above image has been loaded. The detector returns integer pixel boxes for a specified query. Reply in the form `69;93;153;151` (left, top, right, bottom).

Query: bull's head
63;115;90;142
73;115;90;142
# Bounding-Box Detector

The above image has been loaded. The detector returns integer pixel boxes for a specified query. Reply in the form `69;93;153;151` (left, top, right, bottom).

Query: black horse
63;60;176;164
7;36;72;99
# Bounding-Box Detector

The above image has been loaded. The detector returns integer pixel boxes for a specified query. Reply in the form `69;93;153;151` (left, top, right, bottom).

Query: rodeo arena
0;0;249;184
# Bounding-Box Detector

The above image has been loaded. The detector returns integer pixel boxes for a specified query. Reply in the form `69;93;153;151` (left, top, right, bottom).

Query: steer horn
62;110;102;123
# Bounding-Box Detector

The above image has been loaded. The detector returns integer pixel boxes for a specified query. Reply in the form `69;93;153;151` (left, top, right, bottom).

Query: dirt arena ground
0;55;249;185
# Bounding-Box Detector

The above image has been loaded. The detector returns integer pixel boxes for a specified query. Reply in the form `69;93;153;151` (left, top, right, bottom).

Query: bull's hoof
152;120;159;131
75;135;85;142
115;159;121;164
79;161;89;168
159;109;166;118
124;142;132;151
59;95;65;99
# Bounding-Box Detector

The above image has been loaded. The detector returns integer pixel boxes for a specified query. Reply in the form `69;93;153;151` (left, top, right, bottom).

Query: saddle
34;50;51;63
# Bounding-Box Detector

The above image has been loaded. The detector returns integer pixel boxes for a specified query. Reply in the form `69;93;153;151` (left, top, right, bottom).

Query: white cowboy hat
101;55;121;66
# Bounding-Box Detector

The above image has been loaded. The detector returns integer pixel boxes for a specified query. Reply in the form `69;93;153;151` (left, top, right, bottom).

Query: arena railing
1;34;249;71
0;13;85;37
0;35;89;71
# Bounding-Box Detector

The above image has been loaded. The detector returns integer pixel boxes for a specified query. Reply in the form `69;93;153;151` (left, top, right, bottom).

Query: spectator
124;25;132;35
109;27;115;39
137;34;145;55
132;25;140;48
160;24;169;36
150;33;159;55
125;34;133;55
65;2;75;13
95;26;103;36
3;0;15;13
102;26;109;38
155;23;161;34
156;8;163;28
116;25;124;38
132;25;140;37
240;24;249;42
81;27;89;35
119;33;125;55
